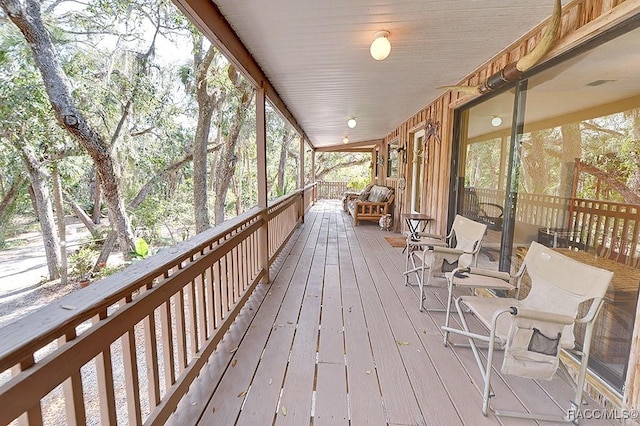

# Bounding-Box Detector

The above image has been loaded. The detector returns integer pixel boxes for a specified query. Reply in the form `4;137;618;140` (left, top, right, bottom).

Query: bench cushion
368;185;392;203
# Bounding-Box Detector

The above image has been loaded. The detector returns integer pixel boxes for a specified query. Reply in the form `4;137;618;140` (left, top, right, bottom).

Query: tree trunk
92;170;101;224
560;123;582;198
193;103;215;232
192;41;220;233
0;176;26;222
52;165;68;285
62;193;99;237
577;161;640;205
1;0;135;255
18;143;60;280
276;133;292;194
213;74;253;225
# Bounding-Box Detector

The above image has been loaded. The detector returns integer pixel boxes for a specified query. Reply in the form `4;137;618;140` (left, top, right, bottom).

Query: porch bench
346;185;394;226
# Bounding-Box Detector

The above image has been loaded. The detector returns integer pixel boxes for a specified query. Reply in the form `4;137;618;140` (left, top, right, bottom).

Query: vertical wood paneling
379;0;630;237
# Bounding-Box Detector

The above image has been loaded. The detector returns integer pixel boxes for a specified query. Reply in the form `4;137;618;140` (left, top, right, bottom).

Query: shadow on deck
171;200;615;425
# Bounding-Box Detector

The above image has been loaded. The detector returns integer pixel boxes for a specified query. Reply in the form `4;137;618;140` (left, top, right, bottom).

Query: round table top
401;213;433;221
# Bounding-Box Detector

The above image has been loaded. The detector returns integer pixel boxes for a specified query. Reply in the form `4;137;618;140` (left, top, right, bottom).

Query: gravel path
0;219;147;425
0;219;94;328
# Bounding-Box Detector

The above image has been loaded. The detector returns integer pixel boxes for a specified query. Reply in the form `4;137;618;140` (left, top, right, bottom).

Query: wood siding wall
378;0;640;413
381;0;636;237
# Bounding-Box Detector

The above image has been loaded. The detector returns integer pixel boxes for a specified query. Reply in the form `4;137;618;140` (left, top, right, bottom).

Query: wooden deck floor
169;201;616;426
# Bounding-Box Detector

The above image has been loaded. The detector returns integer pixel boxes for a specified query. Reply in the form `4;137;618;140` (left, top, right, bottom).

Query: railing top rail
268;188;303;209
0;205;264;366
0;187;312;361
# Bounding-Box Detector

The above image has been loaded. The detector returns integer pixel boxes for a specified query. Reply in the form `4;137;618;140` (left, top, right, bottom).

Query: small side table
402;214;434;253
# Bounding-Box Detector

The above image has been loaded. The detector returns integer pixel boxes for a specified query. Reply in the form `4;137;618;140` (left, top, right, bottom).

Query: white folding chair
403;215;487;311
442;266;519;346
441;241;614;422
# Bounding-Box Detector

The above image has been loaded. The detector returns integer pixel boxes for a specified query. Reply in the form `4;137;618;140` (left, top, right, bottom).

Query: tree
314;152;371;182
1;0;136;255
188;33;224;232
211;66;253;225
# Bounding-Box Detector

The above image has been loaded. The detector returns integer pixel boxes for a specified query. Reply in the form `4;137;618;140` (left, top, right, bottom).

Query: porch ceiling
213;0;571;149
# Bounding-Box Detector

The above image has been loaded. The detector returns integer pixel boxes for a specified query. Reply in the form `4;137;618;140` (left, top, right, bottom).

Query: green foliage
69;245;99;281
132;237;149;259
347;176;369;191
93;263;126;280
315;152;371;184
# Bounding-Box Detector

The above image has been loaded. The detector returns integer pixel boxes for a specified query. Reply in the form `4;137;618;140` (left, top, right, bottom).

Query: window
453;24;640;392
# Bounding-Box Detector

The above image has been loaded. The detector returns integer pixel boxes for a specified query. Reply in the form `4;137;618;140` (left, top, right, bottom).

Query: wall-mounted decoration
387;139;399;178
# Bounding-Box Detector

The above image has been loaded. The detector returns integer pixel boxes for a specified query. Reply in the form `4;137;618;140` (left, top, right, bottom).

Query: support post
311;150;317;201
256;88;269;284
299;137;305;222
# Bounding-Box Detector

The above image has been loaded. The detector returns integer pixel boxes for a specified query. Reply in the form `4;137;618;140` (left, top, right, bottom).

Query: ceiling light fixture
343;136;349;144
347;118;357;128
370;31;391;61
491;116;502;127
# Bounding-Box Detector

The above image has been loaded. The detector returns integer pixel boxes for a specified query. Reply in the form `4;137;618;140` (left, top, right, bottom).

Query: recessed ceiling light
343;136;349;144
491;116;502;127
347;118;357;128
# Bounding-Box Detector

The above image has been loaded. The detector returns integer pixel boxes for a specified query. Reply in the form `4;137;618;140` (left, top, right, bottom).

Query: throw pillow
358;192;370;201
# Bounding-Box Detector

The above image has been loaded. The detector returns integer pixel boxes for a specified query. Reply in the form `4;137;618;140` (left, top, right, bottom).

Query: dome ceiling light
370;31;391;61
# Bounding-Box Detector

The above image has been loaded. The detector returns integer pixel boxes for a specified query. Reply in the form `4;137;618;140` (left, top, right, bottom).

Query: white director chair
441;242;613;422
403;215;487;311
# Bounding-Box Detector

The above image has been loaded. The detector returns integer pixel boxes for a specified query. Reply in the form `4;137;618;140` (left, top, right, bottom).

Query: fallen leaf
212;407;216;413
396;340;409;346
237;391;247;398
230;347;238;354
231;359;237;368
269;378;273;385
281;406;287;416
287;321;293;324
366;370;371;375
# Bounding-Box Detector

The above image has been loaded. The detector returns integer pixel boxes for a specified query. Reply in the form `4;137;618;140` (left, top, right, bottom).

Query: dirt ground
0;218;104;328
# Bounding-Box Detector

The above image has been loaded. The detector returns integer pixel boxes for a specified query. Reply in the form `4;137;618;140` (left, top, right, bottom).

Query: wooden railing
316;181;350;199
469;188;639;266
0;186;315;425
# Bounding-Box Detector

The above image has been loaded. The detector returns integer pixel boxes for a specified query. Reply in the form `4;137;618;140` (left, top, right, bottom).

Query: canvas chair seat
441;241;614;422
442;268;516;346
403;215;487;311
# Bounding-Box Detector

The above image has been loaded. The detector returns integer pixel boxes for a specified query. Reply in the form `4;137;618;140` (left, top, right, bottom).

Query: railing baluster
205;264;215;337
121;308;142;425
174;289;188;373
12;356;43;426
59;330;87;425
234;244;241;303
93;310;117;425
187;279;199;355
196;268;207;348
143;289;161;408
214;259;223;327
160;300;176;389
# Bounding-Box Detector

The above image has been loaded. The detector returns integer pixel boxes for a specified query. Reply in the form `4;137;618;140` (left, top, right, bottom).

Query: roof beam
315;139;383;152
171;0;310;146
